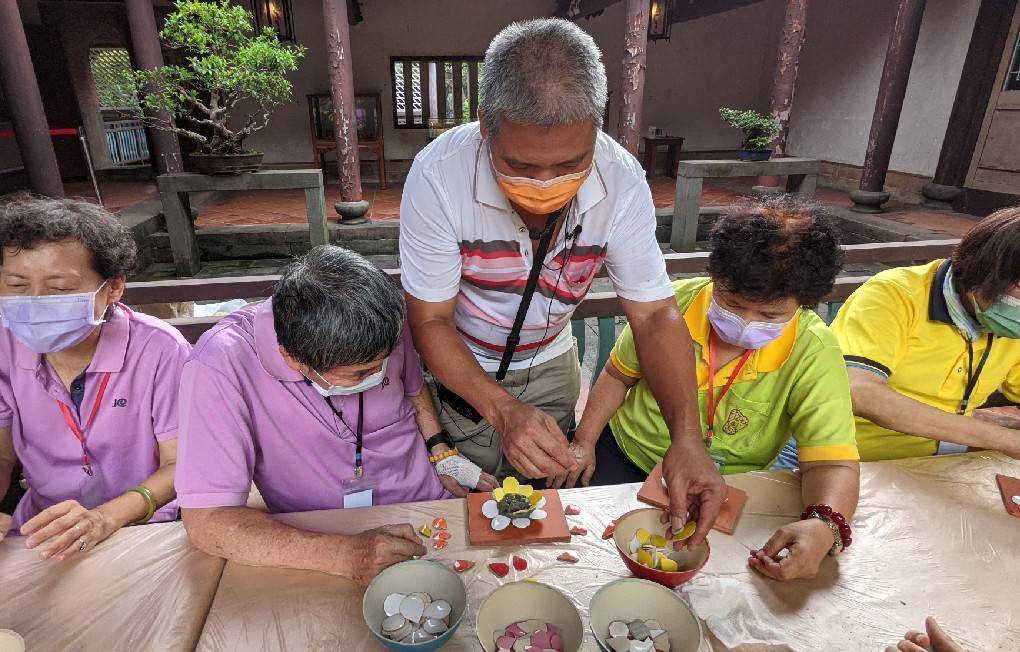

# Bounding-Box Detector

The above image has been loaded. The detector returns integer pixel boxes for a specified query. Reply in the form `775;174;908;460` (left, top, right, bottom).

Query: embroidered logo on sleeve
721;408;750;435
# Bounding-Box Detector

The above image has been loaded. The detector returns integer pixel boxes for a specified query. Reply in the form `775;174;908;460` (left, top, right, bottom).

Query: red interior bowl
612;508;710;589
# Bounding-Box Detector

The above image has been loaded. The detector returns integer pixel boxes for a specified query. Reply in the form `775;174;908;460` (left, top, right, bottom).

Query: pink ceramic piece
549;633;563;651
507;623;526;637
530;629;551;648
496;635;516;648
569;525;588;536
564;504;581;516
512;555;528;571
489;562;510;578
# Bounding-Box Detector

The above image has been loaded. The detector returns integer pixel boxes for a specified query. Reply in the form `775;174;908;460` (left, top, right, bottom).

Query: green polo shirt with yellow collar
608;278;859;474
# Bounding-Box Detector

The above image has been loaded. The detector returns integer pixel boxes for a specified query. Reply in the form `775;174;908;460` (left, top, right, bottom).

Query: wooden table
670;157;819;252
0;521;224;651
194;453;1020;651
641;135;685;178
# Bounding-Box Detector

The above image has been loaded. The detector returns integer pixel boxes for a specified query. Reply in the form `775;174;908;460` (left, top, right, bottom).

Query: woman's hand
748;517;834;581
434;452;497;497
336;524;427;589
20;500;119;561
549;440;596;488
885;617;963;652
0;512;11;544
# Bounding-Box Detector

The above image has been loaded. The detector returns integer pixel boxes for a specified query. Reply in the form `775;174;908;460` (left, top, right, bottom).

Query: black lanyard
323;392;365;477
959;333;994;415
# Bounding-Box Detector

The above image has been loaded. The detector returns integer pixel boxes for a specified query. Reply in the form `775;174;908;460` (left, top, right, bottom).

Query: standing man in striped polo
399;18;724;541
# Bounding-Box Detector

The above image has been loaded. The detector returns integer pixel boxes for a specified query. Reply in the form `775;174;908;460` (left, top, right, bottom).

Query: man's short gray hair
479;18;607;135
272;245;404;371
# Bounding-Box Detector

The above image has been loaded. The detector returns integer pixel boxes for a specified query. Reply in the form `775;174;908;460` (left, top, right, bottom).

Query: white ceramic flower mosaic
481;477;548;531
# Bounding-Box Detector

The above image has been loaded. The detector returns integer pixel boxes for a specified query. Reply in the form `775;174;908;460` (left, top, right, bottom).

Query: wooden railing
123;239;959;347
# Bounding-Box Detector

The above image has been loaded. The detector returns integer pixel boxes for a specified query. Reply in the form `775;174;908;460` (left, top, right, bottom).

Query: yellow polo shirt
831;259;1020;461
608;278;859;475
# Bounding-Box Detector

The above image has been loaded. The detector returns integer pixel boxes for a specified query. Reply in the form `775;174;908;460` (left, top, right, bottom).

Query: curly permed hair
706;199;844;307
0;194;137;278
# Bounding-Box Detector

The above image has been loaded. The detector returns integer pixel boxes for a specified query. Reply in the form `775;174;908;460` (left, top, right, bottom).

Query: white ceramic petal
529;509;547;520
482;499;500;518
511;517;532;529
535;496;547;509
491;515;511;531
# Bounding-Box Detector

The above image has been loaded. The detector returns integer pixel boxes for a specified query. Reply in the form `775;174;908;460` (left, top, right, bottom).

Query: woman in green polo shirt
555;204;861;580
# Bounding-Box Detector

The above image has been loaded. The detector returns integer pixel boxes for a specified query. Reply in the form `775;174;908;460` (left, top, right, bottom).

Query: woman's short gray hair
272;245;405;371
479;18;607;135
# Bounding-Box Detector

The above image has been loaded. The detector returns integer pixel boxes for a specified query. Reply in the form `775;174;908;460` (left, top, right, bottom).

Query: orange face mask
490;151;592;215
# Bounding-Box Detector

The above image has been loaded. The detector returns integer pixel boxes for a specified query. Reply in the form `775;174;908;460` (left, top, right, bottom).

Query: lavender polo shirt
175;300;451;513
0;304;190;530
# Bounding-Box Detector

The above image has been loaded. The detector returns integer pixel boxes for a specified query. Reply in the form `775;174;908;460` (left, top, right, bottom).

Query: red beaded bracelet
801;504;852;552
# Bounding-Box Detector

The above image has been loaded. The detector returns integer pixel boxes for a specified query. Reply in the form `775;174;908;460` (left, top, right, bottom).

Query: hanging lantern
647;0;673;42
251;0;296;42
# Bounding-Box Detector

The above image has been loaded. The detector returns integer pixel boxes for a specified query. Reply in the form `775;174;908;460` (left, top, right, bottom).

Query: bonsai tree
718;107;780;151
118;0;305;156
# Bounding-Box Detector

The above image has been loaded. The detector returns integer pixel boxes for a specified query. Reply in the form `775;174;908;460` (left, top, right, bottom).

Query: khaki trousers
428;345;581;480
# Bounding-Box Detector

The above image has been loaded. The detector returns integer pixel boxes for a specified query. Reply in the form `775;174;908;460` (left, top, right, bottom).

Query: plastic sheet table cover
0;520;225;651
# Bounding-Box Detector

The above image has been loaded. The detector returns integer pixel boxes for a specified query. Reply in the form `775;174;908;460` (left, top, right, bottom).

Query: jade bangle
126;486;157;524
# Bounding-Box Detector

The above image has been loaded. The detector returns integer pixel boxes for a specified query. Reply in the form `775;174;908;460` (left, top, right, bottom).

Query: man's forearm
410;316;515;425
182;506;347;575
800;462;859;520
853;379;1015;451
630;307;702;443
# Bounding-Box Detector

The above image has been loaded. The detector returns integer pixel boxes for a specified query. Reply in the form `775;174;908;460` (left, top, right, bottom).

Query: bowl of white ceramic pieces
589;578;703;652
475;581;585;652
363;559;467;651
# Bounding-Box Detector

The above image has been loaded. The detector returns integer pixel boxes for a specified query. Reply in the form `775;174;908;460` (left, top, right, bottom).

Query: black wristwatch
424;430;454;452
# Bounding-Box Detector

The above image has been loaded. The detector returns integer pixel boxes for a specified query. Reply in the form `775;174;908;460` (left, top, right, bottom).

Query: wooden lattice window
89;48;140;111
390;56;484;130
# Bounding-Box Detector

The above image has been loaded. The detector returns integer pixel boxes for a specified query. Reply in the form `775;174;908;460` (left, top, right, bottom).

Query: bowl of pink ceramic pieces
363;559;467;651
475;581;584;652
589;578;703;652
613;508;709;589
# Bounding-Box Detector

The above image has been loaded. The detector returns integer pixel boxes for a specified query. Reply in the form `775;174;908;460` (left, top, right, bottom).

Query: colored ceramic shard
569;525;587;536
564;504;581;515
434;530;451;542
602;524;616;540
419;524;433;538
671;521;697;541
512;555;528;571
489;562;510;578
433;539;448;550
432;517;448;531
453;559;474;573
556;552;579;563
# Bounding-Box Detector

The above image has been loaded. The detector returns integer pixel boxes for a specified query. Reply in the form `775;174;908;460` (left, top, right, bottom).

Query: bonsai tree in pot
120;0;305;173
719;108;780;162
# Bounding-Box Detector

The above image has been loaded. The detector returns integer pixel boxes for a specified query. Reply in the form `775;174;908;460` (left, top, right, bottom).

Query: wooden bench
123;239;958;379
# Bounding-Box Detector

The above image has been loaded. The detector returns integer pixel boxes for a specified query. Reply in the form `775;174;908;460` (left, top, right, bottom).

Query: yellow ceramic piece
649;534;667;548
672;521;697;541
503;477;520;493
528;492;543;507
635;527;651;545
518;484;534;498
657;554;680;572
637;548;655;568
419;524;432;537
493;488;506;501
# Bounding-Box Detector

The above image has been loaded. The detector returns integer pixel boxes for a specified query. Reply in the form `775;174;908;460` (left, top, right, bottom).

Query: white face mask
309;358;388;396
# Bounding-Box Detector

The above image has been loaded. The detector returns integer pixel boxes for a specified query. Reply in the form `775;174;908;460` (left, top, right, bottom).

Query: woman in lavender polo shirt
0;198;189;560
176;246;495;588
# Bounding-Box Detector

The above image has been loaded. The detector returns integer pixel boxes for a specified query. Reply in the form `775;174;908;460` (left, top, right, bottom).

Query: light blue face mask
0;282;108;354
309;358;388;396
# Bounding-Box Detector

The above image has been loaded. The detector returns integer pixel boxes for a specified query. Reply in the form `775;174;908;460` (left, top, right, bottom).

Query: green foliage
121;0;305;155
718;107;780;151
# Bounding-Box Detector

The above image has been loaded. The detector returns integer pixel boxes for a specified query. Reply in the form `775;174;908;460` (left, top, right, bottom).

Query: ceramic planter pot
188;151;264;174
736;148;772;161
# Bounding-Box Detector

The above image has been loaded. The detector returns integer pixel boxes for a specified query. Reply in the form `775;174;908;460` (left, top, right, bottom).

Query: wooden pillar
125;0;183;174
922;0;1018;208
755;0;809;192
322;0;368;223
850;0;927;213
618;0;649;158
0;0;64;197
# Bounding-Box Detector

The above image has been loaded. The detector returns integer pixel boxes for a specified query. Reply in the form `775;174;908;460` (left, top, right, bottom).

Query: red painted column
618;0;649;158
322;0;368;223
0;0;64;197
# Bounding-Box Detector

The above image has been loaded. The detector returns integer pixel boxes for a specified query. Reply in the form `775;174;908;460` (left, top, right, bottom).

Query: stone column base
334;200;370;225
921;182;961;210
849;189;890;214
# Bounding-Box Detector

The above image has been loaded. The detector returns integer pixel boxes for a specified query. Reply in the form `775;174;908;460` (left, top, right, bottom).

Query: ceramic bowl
612;508;710;589
475;581;584;652
589;578;704;652
362;559;467;651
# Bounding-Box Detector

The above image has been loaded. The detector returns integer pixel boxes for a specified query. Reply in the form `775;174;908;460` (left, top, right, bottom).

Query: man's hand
494;399;575;479
549;441;596;489
336;524;427;589
885;617;963;652
662;437;725;547
748;518;833;581
0;512;11;544
21;499;118;561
